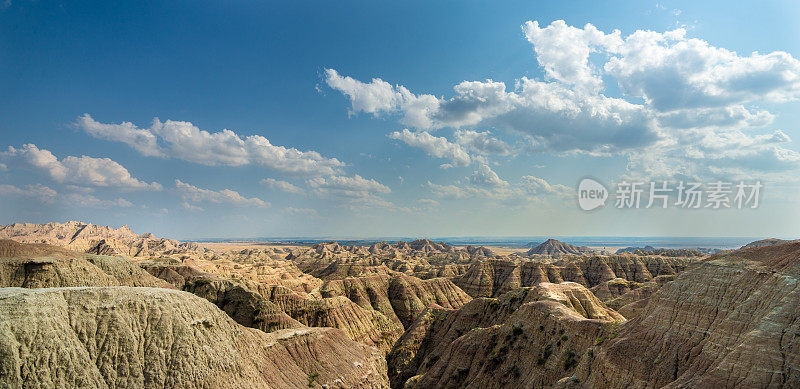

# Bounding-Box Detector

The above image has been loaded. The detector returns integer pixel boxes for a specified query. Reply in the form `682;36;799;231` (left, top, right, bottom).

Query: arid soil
1;221;797;388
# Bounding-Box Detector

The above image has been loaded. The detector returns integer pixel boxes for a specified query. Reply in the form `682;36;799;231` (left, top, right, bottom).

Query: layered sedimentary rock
294;239;497;282
0;222;322;293
615;245;710;257
388;282;624;388
258;284;404;352
297;260;396;280
562;241;800;388
302;239;496;263
453;255;693;299
141;254;471;353
0;287;388;388
411;263;471;279
139;259;398;347
0;239;174;289
2;222;498;295
0;240;390;387
2;240;302;334
0;221;200;257
142;252;322;295
597;275;676;319
319;273;472;328
144;262;304;333
527;239;597;256
185;278;304;333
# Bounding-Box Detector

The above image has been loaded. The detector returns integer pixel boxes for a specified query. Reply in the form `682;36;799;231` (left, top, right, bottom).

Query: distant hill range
741;238;799;249
526;238;597;256
615;245;717;257
0;221;201;257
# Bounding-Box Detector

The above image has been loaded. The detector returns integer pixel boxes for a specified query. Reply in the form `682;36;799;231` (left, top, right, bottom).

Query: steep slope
293;240;497;282
297;260;395;280
180;276;303;333
388;282;624;388
452;259;563;298
0;221;200;257
259;284;404;352
615;246;710;257
453;255;693;299
527;239;597;256
0;287;388;388
0;222;322;293
564;241;800;388
320;273;473;328
141;260;404;352
0;239;174;289
741;238;797;249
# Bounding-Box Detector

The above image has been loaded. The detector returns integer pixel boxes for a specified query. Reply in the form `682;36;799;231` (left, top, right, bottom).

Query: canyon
0;221;797;388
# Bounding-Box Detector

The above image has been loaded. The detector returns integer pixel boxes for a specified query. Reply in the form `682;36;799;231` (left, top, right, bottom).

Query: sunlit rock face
562;241;800;388
388;282;625;388
0;287;389;388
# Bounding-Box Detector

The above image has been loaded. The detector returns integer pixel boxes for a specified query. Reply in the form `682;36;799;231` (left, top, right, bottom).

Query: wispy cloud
261;178;304;194
175;179;268;208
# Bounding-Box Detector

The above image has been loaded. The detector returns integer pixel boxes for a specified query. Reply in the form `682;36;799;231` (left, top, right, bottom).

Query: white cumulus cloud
77;114;345;176
77;114;164;157
3;144;161;190
454;130;514;156
307;174;390;198
469;164;509;188
428;168;569;203
327;20;800;181
389;129;471;167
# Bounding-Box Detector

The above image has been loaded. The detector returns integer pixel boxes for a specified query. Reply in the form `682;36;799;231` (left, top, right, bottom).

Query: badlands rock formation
302;239;497;264
140;259;402;351
561;241;800;388
527;239;597;256
0;221;200;257
257;284;405;352
0;239;390;388
0;287;387;388
452;255;692;299
139;259;303;333
295;239;495;281
0;239;174;289
388;282;624;388
0;222;322;293
615;245;710;257
5;222;800;388
319;273;472;328
0;223;477;354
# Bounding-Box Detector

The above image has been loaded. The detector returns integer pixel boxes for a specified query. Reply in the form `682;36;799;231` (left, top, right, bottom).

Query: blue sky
1;0;799;239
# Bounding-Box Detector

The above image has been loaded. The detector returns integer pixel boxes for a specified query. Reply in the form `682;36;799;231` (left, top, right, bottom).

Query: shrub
537;344;553;365
563;351;578;370
307;372;319;387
